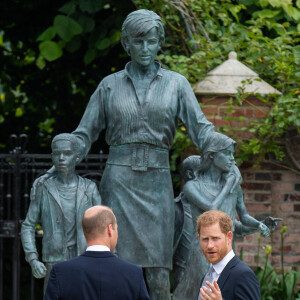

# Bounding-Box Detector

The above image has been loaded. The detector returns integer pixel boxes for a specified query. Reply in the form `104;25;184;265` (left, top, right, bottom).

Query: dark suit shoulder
52;254;83;269
235;267;260;300
225;257;258;282
45;252;149;300
115;256;143;270
218;256;260;300
81;251;143;273
110;256;144;278
231;258;257;276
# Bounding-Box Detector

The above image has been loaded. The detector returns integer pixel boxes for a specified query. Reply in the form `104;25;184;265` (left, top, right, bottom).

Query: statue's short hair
82;206;117;240
121;9;165;55
197;210;232;235
202;132;235;157
182;155;201;182
51;133;80;153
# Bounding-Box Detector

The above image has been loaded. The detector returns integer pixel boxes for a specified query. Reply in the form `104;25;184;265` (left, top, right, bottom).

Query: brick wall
197;95;300;271
237;164;300;271
199;95;270;139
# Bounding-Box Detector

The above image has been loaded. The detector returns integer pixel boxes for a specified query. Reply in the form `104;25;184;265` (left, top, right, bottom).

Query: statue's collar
123;61;163;79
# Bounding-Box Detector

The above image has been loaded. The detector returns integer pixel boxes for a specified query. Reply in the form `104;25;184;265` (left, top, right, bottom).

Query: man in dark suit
44;205;149;300
197;210;260;300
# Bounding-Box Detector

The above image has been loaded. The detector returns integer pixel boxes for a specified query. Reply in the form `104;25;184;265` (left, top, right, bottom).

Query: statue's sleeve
177;76;215;151
21;183;42;263
72;81;107;161
91;181;101;206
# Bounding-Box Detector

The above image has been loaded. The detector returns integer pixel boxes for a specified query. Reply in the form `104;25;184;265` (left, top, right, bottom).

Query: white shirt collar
86;245;110;252
212;250;235;275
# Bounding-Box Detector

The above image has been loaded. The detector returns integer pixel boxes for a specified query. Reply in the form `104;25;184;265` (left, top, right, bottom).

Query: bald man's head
82;206;117;242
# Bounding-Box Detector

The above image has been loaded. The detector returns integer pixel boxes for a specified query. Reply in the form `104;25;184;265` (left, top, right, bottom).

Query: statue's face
51;140;78;174
212;144;235;173
128;27;160;67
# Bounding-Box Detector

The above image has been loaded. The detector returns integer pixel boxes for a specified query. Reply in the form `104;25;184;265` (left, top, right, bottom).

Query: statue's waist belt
107;144;170;171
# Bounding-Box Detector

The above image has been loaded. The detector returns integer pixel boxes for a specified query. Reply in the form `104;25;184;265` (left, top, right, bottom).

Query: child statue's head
51;133;80;174
182;155;201;182
199;132;236;174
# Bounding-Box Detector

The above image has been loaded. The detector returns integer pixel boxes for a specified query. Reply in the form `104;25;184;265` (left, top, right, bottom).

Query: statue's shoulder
183;178;197;192
101;70;126;85
34;175;55;189
29;175;55;202
161;68;188;82
77;176;97;190
185;177;207;194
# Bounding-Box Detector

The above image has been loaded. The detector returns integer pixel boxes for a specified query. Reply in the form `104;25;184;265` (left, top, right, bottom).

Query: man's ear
198;233;201;242
107;224;113;237
227;231;233;245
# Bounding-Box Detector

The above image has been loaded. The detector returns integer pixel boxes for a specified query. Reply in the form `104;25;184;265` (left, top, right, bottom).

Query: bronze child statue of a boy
21;133;101;291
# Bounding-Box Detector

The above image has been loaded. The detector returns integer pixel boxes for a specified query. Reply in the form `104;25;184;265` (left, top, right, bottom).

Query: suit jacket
21;176;101;263
44;251;150;300
199;256;260;300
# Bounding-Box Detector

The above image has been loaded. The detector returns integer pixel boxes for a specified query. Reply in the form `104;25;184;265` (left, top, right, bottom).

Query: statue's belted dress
73;62;214;269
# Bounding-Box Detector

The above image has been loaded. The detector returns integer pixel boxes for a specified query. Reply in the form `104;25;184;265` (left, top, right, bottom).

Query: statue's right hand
262;216;282;231
224;172;236;189
259;222;270;237
227;165;242;193
30;260;47;278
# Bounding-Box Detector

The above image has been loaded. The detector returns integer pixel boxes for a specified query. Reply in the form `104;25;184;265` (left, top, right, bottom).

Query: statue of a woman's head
121;9;165;55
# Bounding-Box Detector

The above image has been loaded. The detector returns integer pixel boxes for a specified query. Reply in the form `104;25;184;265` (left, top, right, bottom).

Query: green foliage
170;126;195;172
134;0;300;167
255;226;300;299
34;0;128;69
39;41;63;61
54;15;83;42
0;0;134;152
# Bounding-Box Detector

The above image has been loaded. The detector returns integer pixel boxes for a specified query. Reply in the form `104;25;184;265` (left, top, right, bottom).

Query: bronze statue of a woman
72;9;215;299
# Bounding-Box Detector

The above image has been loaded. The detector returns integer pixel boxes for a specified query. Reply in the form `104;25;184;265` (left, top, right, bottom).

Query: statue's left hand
262;216;282;231
259;222;270;237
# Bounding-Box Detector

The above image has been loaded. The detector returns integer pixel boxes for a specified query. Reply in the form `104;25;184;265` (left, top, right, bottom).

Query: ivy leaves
39;41;63;62
54;15;83;42
79;0;105;13
37;14;84;62
37;13;84;64
35;0;122;68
